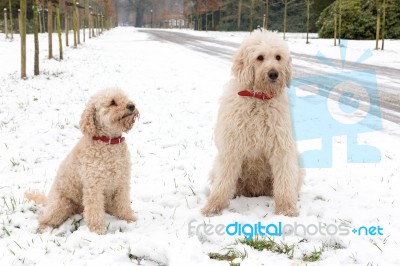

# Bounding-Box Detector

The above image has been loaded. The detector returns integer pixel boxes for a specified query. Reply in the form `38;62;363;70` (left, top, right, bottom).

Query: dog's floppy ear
232;47;254;86
285;55;293;87
79;102;97;136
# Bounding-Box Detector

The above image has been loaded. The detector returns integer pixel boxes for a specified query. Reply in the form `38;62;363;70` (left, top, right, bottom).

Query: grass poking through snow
208;248;247;266
239;236;295;259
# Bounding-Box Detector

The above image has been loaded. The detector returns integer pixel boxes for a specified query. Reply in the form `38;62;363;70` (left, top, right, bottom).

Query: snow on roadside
165;28;400;69
1;28;400;265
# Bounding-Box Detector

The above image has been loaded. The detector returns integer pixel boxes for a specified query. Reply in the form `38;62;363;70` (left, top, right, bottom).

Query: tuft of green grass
10;158;20;167
239;236;294;259
208;248;247;266
302;241;329;262
128;251;165;266
70;217;83;233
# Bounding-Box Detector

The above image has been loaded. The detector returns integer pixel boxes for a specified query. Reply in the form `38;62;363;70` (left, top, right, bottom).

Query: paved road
140;29;400;125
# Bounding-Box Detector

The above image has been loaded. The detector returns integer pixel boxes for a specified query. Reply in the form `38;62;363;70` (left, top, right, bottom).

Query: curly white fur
26;88;139;234
202;31;304;217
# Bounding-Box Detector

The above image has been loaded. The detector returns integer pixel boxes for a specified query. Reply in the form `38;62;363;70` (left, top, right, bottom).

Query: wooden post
4;8;8;39
33;0;39;75
56;2;63;60
8;0;13;39
19;2;27;79
48;0;53;59
375;9;380;50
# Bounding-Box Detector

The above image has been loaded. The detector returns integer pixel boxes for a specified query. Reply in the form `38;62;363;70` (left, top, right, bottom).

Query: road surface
139;29;400;125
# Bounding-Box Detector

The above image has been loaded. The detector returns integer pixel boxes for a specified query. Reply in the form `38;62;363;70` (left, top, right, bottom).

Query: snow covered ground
0;28;399;265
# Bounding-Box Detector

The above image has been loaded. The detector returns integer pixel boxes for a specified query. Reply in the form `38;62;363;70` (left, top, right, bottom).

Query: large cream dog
202;31;304;217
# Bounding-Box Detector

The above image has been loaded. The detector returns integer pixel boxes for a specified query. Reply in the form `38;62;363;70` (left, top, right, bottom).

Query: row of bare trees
11;0;117;79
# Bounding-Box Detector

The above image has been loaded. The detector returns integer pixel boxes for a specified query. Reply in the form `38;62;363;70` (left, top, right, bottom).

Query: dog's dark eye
110;99;117;106
257;55;264;61
276;55;281;61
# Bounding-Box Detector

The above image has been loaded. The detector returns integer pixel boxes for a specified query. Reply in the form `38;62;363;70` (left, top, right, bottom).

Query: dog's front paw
88;225;106;235
37;223;50;234
274;206;299;217
201;202;227;217
124;214;137;223
201;206;222;217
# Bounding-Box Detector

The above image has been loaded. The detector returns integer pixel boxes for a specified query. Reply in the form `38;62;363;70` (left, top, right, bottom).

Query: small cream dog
202;31;303;217
26;88;139;234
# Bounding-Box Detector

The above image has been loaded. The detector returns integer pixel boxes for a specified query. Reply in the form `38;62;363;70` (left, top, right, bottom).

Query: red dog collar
92;136;125;145
238;90;273;100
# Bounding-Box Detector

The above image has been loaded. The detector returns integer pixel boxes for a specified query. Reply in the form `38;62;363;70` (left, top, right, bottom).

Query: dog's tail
25;190;46;205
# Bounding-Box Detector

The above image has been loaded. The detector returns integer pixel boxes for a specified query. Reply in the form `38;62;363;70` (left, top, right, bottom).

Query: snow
1;28;400;265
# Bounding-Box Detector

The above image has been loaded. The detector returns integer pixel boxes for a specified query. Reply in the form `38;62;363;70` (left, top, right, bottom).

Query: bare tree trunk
306;0;310;44
4;8;8;39
249;0;256;31
338;0;342;45
375;9;380;50
89;10;92;38
237;0;242;30
20;0;27;79
43;5;46;32
283;0;287;40
83;0;86;42
33;0;39;75
77;5;80;44
205;0;208;31
333;13;337;46
56;3;63;60
266;0;269;29
8;0;13;39
48;1;53;59
92;12;95;37
73;0;77;47
381;0;386;50
65;4;69;46
39;7;42;33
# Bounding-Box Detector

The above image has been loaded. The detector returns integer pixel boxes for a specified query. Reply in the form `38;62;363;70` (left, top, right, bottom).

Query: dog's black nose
268;71;279;80
127;104;135;111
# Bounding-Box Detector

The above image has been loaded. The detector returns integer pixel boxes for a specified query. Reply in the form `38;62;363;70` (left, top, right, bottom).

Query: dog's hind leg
202;153;242;216
38;196;80;232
